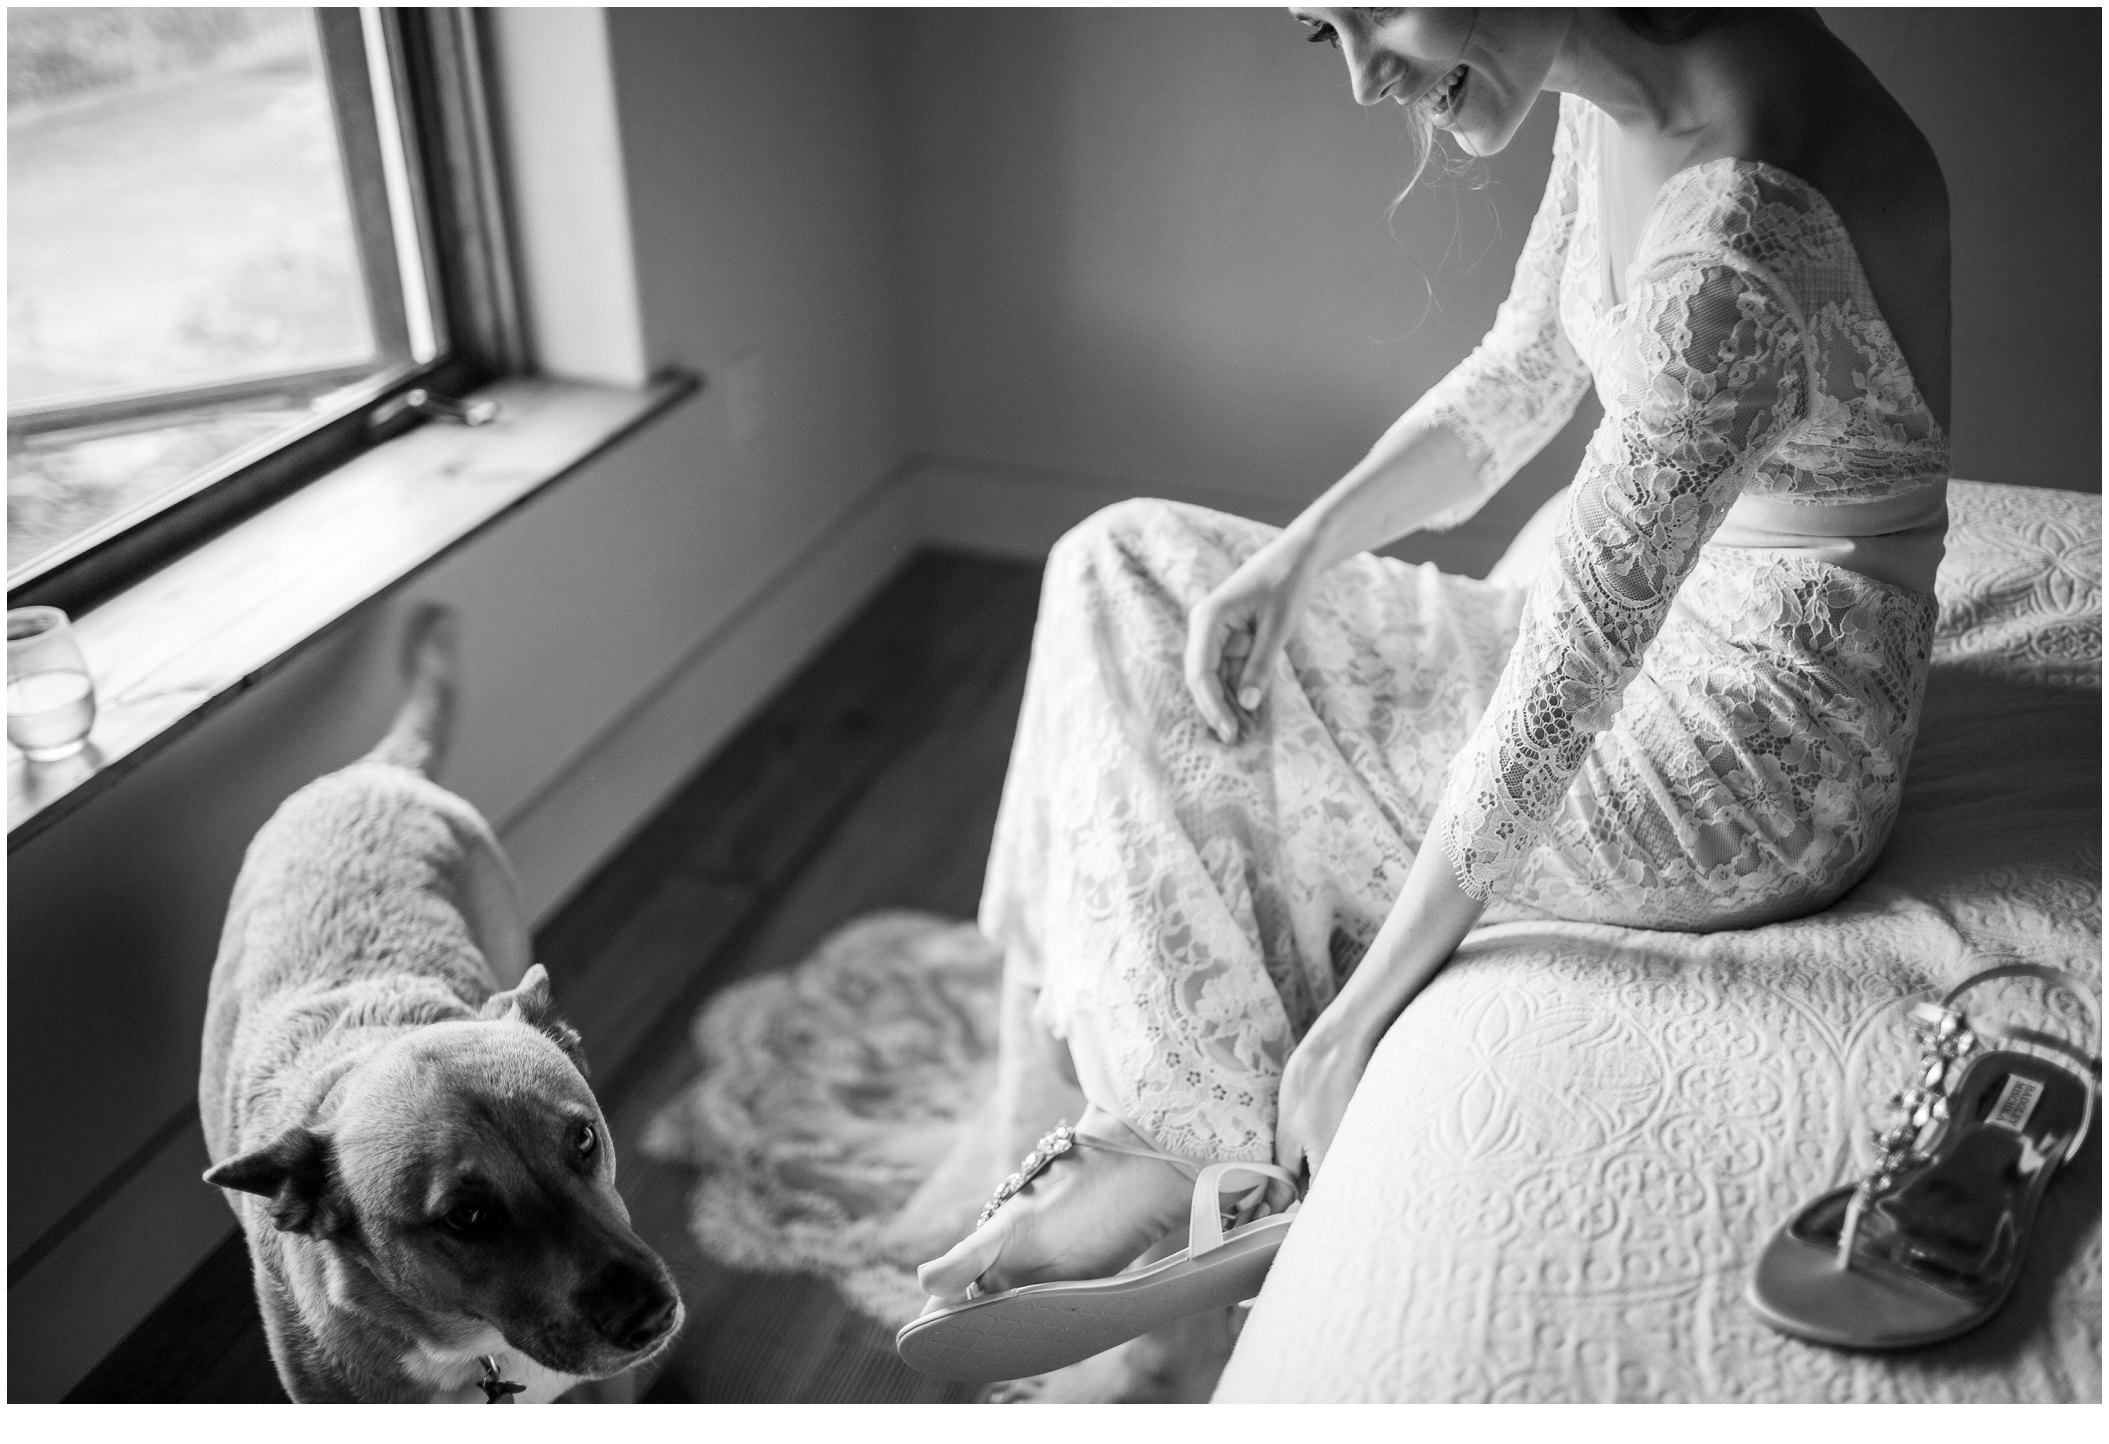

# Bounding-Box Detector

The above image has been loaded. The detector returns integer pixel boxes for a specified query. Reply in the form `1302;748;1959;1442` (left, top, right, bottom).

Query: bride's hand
1183;532;1320;743
1273;1015;1376;1185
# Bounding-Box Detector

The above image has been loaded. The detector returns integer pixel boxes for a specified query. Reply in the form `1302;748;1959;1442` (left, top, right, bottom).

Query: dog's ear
204;1127;350;1236
481;964;590;1077
480;962;556;1024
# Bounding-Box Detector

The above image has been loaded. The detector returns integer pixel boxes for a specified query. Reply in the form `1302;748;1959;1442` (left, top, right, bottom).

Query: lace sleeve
1403;95;1595;531
1431;248;1810;900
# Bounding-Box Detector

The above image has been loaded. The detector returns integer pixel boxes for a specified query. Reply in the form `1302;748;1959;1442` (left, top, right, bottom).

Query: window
6;7;522;615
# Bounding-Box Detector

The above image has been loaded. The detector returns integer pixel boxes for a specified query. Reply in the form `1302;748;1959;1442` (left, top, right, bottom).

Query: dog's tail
365;603;458;778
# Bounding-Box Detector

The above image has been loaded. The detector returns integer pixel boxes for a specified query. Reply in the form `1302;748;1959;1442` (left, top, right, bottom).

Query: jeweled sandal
894;1121;1300;1383
1748;963;2100;1349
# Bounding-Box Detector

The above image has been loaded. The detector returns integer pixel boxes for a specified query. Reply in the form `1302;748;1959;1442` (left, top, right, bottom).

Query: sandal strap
1992;1024;2101;1077
1905;1002;2102;1075
1072;1132;1300;1257
1930;963;2101;1164
975;1123;1080;1230
1189;1161;1300;1258
1069;1128;1202;1180
1940;962;2100;1040
1072;1131;1301;1254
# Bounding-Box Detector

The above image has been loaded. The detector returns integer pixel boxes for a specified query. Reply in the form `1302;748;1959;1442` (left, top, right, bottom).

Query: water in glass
7;606;96;760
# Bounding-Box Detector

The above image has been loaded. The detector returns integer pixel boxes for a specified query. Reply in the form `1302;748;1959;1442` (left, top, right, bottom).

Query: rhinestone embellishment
1840;1000;1981;1264
1865;1005;1977;1188
976;1122;1076;1229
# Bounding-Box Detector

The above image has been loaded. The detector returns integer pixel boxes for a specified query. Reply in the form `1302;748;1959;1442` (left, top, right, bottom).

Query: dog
198;605;683;1402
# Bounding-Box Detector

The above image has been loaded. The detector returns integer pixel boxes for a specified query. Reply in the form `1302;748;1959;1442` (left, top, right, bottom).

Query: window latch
373;387;501;433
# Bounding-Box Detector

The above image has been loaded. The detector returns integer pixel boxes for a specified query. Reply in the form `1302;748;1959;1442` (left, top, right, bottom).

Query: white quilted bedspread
1216;481;2103;1403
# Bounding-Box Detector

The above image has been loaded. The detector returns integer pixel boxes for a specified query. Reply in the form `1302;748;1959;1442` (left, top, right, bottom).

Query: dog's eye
576;1122;598;1160
442;1203;490;1234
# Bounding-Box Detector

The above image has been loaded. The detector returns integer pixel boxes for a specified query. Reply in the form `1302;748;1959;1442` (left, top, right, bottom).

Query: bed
1216;479;2102;1403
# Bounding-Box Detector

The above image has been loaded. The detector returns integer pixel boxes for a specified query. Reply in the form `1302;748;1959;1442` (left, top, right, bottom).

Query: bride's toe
917;1222;1005;1300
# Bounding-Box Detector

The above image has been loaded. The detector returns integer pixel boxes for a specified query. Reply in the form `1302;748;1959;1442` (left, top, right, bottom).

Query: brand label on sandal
1987;1074;2044;1134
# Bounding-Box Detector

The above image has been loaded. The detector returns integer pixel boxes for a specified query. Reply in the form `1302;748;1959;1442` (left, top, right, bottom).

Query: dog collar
479;1355;525;1403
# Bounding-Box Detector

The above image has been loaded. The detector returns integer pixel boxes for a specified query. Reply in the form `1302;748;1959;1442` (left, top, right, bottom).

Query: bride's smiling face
1291;8;1569;156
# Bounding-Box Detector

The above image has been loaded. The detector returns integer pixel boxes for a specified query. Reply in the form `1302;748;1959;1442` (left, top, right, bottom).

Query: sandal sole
1745;1219;2008;1351
895;1215;1292;1382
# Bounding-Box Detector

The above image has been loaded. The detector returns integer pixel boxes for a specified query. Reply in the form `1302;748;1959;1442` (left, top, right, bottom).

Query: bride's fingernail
1238;687;1261;710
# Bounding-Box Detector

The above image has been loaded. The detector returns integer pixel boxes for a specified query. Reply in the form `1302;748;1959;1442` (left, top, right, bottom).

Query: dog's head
204;965;683;1380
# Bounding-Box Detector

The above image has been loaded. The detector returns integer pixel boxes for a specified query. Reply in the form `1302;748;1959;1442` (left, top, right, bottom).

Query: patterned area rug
640;912;1003;1328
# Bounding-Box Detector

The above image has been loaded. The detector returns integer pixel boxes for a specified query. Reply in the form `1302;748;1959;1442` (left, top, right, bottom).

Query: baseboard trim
905;452;1304;560
6;1118;233;1403
7;1107;193;1291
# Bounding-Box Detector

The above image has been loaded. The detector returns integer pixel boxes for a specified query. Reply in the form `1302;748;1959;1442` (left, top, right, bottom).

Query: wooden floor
67;550;1043;1403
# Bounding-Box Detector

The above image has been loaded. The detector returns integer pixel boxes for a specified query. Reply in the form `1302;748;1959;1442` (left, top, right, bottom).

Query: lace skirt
978;498;1937;1160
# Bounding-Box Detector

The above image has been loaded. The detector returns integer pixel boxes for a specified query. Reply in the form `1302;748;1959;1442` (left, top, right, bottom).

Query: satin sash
1710;482;1948;595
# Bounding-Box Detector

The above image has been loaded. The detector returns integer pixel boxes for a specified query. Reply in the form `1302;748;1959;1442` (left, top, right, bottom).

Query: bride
913;6;1950;1325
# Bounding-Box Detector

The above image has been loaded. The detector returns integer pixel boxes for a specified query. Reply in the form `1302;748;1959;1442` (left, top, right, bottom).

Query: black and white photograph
5;3;2101;1414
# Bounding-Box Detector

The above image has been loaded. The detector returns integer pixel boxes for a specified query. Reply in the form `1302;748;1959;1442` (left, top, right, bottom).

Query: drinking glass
7;607;97;761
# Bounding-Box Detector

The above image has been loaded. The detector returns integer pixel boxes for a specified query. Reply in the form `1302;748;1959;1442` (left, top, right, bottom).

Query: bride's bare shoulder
1706;13;1952;424
1771;23;1948;427
1749;19;1948;237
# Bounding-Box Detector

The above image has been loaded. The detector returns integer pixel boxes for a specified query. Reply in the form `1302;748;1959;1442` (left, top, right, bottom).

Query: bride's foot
915;1105;1192;1302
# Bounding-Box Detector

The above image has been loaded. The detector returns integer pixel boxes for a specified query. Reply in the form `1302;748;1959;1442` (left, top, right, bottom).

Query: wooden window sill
7;371;699;848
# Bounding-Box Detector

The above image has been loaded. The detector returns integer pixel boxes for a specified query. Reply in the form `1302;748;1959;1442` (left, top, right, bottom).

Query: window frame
6;6;526;617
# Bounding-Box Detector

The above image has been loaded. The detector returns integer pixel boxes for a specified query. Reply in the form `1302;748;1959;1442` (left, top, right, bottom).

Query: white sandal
894;1121;1300;1383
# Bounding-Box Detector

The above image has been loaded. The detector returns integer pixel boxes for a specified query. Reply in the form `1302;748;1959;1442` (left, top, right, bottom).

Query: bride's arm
1191;102;1595;738
1295;95;1595;568
1280;416;1483;573
1273;842;1483;1177
1277;247;1811;1181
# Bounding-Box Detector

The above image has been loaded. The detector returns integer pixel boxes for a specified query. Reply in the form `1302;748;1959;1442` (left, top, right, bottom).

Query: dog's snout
616;1288;679;1352
583;1263;680;1353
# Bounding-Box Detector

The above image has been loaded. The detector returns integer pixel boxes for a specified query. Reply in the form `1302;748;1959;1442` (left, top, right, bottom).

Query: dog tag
479;1355;525;1403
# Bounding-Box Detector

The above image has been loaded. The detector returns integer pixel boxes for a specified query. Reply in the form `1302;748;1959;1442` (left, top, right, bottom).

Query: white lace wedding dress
979;94;1951;1163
